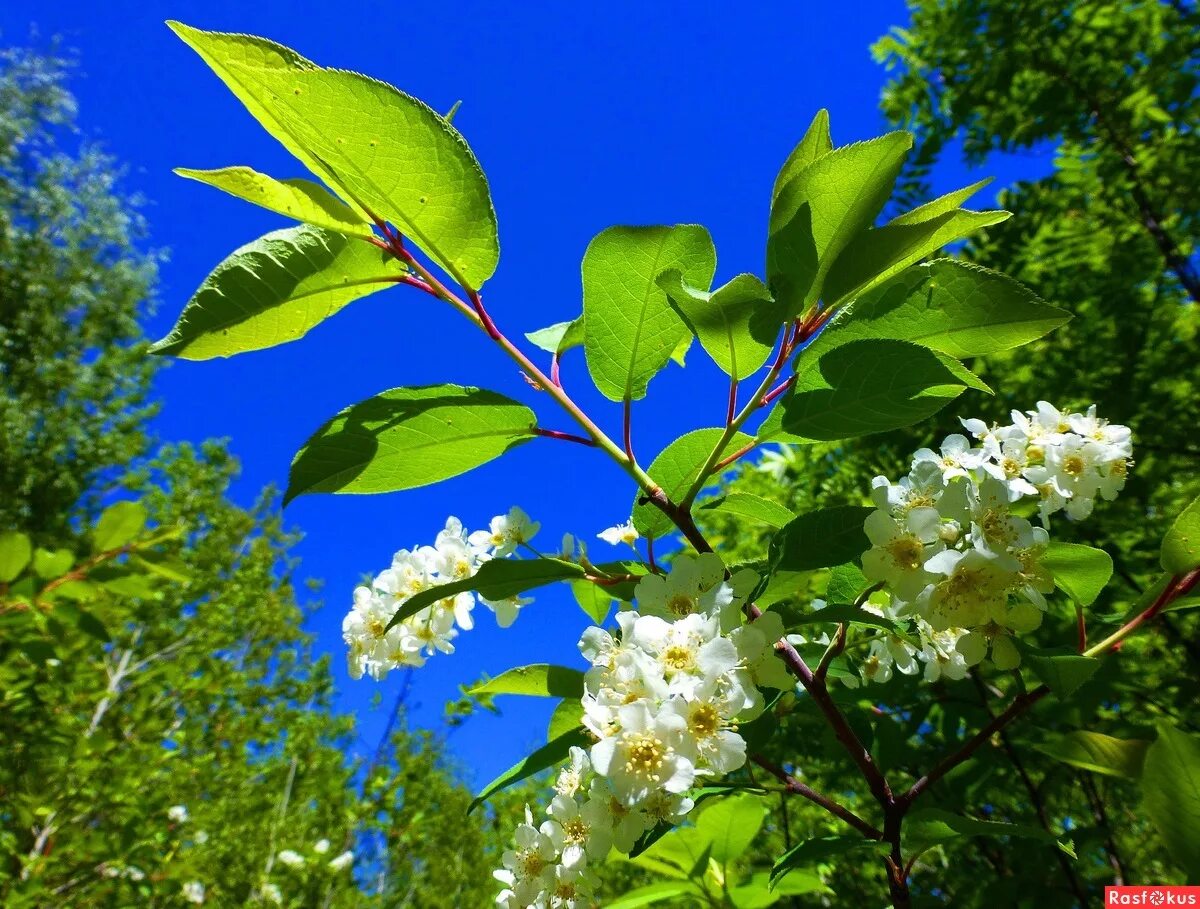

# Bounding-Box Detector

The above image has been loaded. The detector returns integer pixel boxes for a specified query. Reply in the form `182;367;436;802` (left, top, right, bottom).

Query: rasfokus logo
1107;887;1200;906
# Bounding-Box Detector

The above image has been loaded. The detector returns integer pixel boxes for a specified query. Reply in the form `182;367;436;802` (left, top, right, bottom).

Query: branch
751;754;882;839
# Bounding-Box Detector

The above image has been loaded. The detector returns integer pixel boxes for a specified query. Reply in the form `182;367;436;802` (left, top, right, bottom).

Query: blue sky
1;0;1053;787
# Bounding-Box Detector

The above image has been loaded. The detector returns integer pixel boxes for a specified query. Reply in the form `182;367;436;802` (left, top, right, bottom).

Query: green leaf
470;726;590;812
130;553;193;584
386;557;586;630
0;532;33;584
1043;542;1113;606
571;579;614;624
150;226;408;359
826;563;870;604
175;166;374;238
467;664;584;699
771;836;889;889
657;271;783;380
32;548;75;580
285;384;536;504
768;506;874;573
1035;731;1150;779
525;316;584;355
169;22;498;288
768;132;912;316
695;792;766;864
582;224;716;402
54;603;111;642
699;493;796;530
631;429;754;539
822;182;1009;306
546;698;583;741
759;338;988;444
603;883;695;909
1162;494;1200;575
93;501;147;553
1142;724;1200;879
771;109;833;203
1021;646;1100;699
807;259;1069;362
905;808;1060;855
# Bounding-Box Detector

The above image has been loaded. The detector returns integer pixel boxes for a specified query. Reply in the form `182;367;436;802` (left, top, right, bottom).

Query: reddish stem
761;375;797;408
646;535;659;574
726;378;739;427
623;399;635;462
550;353;563;388
713;439;757;472
752;754;882;839
468;288;502;341
533;428;598;447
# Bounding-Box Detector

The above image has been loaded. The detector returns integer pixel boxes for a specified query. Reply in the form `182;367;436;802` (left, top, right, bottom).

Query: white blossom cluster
343;508;540;680
495;554;790;908
858;402;1131;679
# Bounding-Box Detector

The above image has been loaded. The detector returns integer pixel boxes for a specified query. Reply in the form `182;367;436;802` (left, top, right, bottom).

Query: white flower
480;593;532;629
328;850;354;872
260;884;283;905
498;806;557;901
920;548;1015;631
125;866;145;881
313;838;330;855
588;777;652;853
859;635;919;685
665;676;748;775
861;506;943;601
195;830;209;845
589;702;695;804
633;553;727;620
597;521;640;548
913;434;984;482
182;881;205;904
545;793;612;868
555;747;592;798
277;849;305;869
918;625;970;682
730;610;793;692
629;613;738;698
475;507;540;557
167;805;189;824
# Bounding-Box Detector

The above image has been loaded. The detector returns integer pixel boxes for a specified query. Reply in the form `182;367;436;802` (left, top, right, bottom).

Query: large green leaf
658;271;784;380
822;181;1009;306
768;506;874;574
631;429;754;539
806;259;1069;363
285;384;536;504
1035;731;1150;779
468;664;584;699
92;501;148;553
150;226;408;359
1162;494;1200;575
571;579;615;624
768;132;912;316
770;109;833;203
1043;542;1113;606
169;22;498;288
0;531;32;584
699;493;796;530
386;557;586;630
175;166;374;238
759;338;988;443
546;698;583;741
1142;724;1200;879
582;225;716;402
905;808;1061;856
469;726;590;812
695;792;766;864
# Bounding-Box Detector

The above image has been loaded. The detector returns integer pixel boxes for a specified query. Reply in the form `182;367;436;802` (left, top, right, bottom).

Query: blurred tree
0;44;523;907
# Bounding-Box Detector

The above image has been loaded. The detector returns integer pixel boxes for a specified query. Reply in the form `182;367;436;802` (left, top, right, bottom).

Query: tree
147;18;1199;909
0;44;525;907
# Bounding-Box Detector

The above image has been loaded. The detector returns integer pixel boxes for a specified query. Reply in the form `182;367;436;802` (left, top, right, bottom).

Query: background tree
0;44;527;907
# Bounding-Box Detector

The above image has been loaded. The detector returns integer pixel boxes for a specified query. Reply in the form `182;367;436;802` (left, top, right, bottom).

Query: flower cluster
858;403;1131;678
495;555;788;908
343;508;540;680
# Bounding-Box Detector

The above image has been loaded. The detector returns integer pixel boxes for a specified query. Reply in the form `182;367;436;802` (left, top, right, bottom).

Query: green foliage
468;664;585;699
169;22;499;289
768;506;874;573
1162;494;1200;575
285;384;537;502
470;726;591;811
1035;731;1149;779
1141;724;1200;880
1044;542;1114;607
150;225;408;359
175;165;375;238
582;224;716;402
699;493;796;531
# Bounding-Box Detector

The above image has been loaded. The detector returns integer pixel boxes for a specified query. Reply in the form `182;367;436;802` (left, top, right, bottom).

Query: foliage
149;14;1199;909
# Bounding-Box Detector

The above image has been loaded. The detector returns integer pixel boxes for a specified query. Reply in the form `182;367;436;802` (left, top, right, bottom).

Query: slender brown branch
751;754;882;839
533;428;598;447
